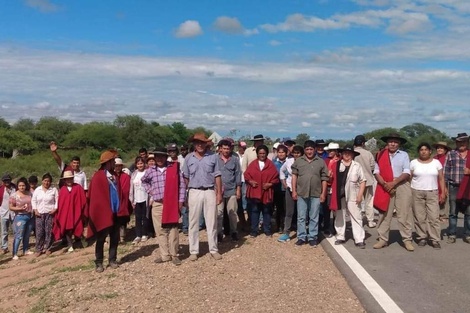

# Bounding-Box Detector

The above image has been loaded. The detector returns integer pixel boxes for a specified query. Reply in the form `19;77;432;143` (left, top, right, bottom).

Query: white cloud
25;0;59;13
213;16;244;34
301;122;312;127
175;20;203;38
34;101;51;109
269;40;282;46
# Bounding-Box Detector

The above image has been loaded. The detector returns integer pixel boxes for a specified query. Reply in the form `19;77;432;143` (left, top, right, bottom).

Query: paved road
322;217;470;313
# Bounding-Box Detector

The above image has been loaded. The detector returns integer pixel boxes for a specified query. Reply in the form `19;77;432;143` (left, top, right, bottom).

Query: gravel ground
0;230;364;313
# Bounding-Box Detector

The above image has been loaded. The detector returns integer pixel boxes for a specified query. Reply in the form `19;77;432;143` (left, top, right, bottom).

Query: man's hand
49;141;58;152
236;189;241;200
464;167;470;175
292;191;298;201
216;193;223;205
320;194;326;203
383;181;395;193
356;194;363;205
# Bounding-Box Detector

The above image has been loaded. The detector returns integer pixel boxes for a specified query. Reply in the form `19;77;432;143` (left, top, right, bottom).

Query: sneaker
189;254;198;261
356;242;366;249
447;236;456;244
210;252;222;260
132;237;141;245
95;264;104;273
432;242;441;250
231;233;239;242
418;240;427;247
295;239;306;246
249;233;258;238
278;234;290;243
368;221;377;228
25;250;34;255
334;239;346;245
12;255;19;260
67;246;74;253
404;241;415;252
172;257;182;266
154;257;171;264
309;239;318;247
373;239;388;249
141;236;148;242
108;261;119;269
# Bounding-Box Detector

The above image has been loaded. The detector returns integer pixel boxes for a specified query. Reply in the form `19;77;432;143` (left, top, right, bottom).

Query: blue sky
1;0;470;140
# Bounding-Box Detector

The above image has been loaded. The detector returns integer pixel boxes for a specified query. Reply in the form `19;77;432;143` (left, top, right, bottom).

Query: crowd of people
1;130;470;272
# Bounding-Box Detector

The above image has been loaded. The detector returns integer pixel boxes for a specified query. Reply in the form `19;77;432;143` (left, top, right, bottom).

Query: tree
113;115;154;150
0;129;37;157
12;118;35;132
295;133;310;146
64;122;124;150
35;116;77;144
0;117;10;129
168;122;191;143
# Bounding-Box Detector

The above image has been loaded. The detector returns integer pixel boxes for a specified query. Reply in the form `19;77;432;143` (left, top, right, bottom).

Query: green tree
35;116;77;144
64;122;124;150
114;115;154;150
295;133;310;146
12;118;35;132
168;122;191;143
0;117;10;129
0;129;38;157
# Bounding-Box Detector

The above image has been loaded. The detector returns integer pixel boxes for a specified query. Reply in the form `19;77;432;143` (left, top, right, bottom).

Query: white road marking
326;237;404;313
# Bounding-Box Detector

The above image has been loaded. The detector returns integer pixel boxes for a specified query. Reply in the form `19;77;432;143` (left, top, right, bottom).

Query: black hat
339;145;360;157
166;143;178;151
1;174;12;181
153;147;168;156
452;133;469;141
282;137;296;145
315;139;327;146
354;135;366;146
380;133;407;144
251;134;265;141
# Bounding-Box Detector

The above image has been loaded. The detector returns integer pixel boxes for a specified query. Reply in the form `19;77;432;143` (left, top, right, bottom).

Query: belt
190;187;214;191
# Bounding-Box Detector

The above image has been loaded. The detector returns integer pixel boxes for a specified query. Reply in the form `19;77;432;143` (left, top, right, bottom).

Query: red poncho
53;184;87;240
373;149;393;212
85;169;130;239
457;155;470;202
244;159;279;204
162;162;181;225
117;172;132;217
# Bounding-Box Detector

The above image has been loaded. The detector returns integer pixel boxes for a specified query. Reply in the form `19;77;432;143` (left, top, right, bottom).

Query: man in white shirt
50;141;88;192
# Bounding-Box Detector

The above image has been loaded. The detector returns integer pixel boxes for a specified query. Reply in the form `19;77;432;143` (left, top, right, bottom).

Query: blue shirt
183;152;221;188
217;155;242;197
374;150;411;178
273;157;287;191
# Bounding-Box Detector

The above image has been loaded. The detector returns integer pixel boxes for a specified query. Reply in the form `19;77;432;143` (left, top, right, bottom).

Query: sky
1;0;470;140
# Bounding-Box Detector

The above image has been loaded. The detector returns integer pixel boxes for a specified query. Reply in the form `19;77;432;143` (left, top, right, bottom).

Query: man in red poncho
53;170;87;251
85;150;129;273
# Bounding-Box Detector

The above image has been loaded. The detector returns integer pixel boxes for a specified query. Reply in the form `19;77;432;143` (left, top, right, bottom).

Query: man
183;133;223;261
85;150;130;272
291;140;329;247
180;144;189;158
282;137;296;155
315;139;329;160
141;147;186;265
0;174;15;254
167;143;185;166
373;133;414;251
354;135;377;228
444;133;470;243
236;141;248;226
216;139;242;242
49;141;88;192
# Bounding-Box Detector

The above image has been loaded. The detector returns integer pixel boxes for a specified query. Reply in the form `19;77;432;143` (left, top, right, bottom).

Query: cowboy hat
324;142;340;151
315;139;328;146
338;145;360;157
451;133;469;141
380;133;407;144
114;158;124;165
100;150;118;164
188;133;211;143
432;141;452;151
251;134;265;141
61;170;74;179
153;147;168;156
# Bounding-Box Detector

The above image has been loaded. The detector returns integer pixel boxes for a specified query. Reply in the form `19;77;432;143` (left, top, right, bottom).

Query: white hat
115;158;124;165
61;170;74;179
324;142;340;151
273;142;280;149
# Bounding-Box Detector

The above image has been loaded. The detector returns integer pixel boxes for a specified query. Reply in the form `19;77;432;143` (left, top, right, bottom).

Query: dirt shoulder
0;232;364;313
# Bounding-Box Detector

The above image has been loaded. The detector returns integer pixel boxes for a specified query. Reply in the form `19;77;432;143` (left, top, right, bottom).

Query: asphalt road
322;216;470;313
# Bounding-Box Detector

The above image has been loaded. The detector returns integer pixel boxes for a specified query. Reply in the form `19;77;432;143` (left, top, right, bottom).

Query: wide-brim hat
60;170;74;179
432;141;452;151
380;133;407;144
188;133;211;143
1;173;12;181
114;158;124;165
452;132;469;142
338;145;360;157
324;142;340;151
153;147;168;156
100;150;118;164
315;139;327;146
251;134;265;141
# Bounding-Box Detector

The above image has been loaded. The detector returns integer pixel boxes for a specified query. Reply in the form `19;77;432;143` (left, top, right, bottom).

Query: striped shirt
141;163;186;203
444;150;466;184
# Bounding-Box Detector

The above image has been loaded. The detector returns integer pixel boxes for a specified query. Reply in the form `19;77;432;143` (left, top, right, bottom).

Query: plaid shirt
141;163;186;203
444;150;466;184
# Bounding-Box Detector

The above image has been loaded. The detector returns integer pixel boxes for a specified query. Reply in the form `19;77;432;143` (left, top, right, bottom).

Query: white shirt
410;159;442;191
59;162;88;190
280;157;295;189
32;186;58;214
132;170;147;203
258;161;265;171
167;155;185;167
0;186;15;218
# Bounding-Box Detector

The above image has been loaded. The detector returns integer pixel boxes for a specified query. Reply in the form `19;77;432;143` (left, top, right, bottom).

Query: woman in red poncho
244;145;279;237
53;170;86;253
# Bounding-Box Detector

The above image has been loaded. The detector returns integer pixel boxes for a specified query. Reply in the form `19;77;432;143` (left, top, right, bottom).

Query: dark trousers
283;188;297;233
35;213;54;252
319;200;331;232
95;219;120;265
273;188;286;231
134;201;149;238
249;199;273;236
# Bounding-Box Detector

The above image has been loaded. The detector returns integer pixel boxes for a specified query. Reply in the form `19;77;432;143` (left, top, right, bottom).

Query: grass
98;292;119;299
54;260;95;273
28;276;60;297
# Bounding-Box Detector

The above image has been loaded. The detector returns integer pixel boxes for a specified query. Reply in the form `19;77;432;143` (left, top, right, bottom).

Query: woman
278;145;304;242
272;145;288;233
330;146;366;248
53;170;87;253
31;173;58;256
115;158;132;243
432;141;451;222
9;177;34;260
244;145;279;237
129;156;150;244
410;143;446;249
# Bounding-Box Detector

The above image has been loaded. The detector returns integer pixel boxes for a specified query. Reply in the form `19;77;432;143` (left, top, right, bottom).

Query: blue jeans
1;216;11;250
297;196;321;241
12;214;32;256
448;185;470;237
249;199;272;236
181;206;189;232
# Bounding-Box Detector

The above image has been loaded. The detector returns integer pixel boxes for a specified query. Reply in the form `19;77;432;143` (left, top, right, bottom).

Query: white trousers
188;189;218;255
335;198;365;244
